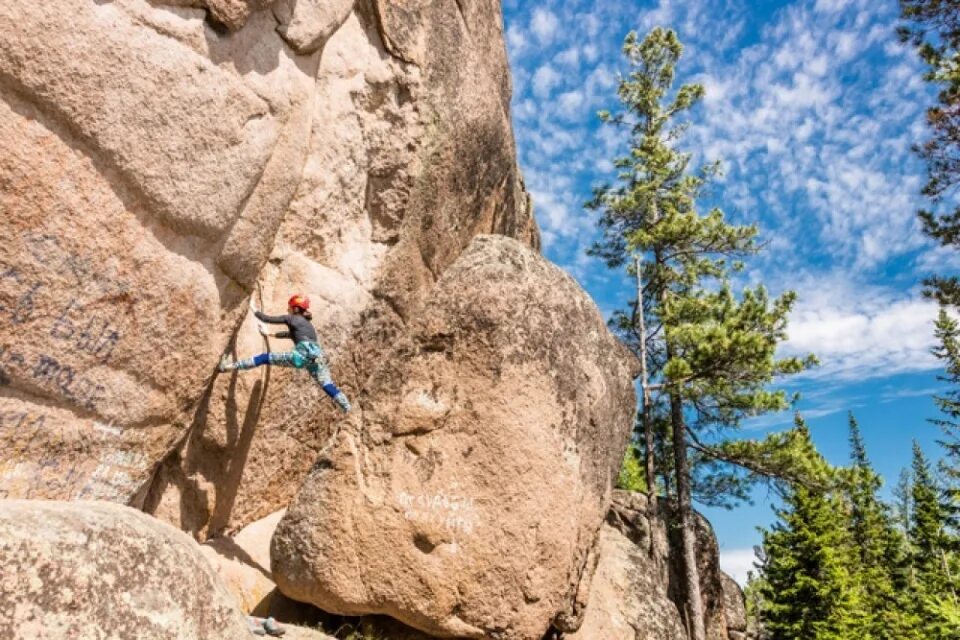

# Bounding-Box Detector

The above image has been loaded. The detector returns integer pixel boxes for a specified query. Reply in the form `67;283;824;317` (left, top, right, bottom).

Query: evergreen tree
933;308;960;520
588;28;816;640
758;419;859;640
908;442;959;637
893;467;913;536
899;1;960;306
843;414;919;639
911;442;951;592
744;569;769;640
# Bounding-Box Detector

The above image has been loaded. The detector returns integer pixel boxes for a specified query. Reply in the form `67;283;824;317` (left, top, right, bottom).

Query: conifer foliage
755;419;958;640
756;418;859;640
900;0;960;306
589;27;815;640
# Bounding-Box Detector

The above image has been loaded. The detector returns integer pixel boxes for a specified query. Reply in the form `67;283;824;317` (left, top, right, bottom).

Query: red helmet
288;294;310;311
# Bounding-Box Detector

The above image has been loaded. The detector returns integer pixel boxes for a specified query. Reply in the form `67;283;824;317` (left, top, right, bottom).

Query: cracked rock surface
0;0;536;541
271;236;638;640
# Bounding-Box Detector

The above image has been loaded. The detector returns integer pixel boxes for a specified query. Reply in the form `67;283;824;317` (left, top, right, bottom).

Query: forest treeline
593;2;960;638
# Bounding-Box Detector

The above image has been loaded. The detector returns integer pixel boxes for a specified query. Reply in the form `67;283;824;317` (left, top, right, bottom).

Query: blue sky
501;0;953;583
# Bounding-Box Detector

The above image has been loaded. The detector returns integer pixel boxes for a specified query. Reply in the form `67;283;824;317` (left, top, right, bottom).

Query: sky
500;0;954;584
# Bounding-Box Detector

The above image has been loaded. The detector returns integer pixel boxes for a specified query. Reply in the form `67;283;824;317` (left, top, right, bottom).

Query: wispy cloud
503;0;938;385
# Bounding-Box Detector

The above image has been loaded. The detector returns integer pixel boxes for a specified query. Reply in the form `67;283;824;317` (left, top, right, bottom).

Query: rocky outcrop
569;491;747;640
200;509;286;615
0;0;536;540
566;493;686;640
270;236;637;640
0;500;252;638
721;572;748;638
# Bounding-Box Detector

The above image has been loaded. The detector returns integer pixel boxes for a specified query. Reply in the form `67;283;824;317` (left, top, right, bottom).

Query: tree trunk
670;390;706;640
634;254;657;512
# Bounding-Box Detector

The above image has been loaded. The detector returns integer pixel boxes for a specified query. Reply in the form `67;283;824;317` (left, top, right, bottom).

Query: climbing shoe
334;392;352;413
262;617;286;637
247;617;266;636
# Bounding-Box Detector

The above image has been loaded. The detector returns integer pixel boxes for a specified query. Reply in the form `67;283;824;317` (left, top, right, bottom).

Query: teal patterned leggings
233;341;351;412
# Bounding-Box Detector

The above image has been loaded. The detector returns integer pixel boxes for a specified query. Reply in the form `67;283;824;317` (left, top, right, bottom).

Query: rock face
569;491;748;640
199;509;287;614
566;493;686;640
270;236;638;640
0;0;536;539
721;571;748;638
0;500;252;638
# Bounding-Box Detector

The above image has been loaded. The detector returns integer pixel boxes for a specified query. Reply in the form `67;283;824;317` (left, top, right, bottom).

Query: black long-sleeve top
255;311;318;344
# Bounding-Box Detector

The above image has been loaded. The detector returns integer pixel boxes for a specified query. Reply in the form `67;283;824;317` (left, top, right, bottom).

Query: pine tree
744;569;769;640
588;28;816;640
843;414;919;639
758;419;859;640
933;308;960;521
893;467;913;536
911;442;951;592
908;442;959;637
899;1;960;306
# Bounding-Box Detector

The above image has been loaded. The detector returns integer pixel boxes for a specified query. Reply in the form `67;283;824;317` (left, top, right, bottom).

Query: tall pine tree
588;27;815;639
933;309;960;521
843;414;918;639
758;418;859;640
908;442;959;636
899;1;960;306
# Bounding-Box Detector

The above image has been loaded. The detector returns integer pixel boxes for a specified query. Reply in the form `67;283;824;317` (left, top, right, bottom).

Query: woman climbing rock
218;294;352;413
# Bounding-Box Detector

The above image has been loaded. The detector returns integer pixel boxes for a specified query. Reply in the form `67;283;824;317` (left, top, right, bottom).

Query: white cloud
720;548;758;586
556;47;581;68
783;277;940;380
530;8;559;46
506;23;527;57
532;64;562;98
556;90;586;120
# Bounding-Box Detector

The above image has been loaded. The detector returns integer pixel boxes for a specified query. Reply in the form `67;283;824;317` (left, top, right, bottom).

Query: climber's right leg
307;361;352;413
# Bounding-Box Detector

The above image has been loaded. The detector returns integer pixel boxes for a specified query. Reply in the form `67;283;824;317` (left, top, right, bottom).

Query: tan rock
274;0;357;53
201;509;286;613
0;0;294;239
567;524;687;640
0;0;319;504
205;0;271;31
0;500;251;638
144;0;538;539
721;571;747;633
568;492;687;640
1;0;538;556
570;491;749;640
271;235;637;640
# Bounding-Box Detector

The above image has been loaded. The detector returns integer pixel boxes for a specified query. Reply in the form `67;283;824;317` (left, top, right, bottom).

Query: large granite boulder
721;572;748;638
0;500;251;638
270;236;637;640
569;491;749;640
0;0;536;539
566;493;686;640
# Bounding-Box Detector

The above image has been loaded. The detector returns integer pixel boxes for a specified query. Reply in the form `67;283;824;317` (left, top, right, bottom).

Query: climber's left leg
219;350;305;372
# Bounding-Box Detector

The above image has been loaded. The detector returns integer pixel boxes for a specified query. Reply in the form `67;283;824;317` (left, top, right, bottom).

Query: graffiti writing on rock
0;267;42;325
0;410;47;433
50;300;121;363
0;346;106;412
397;489;478;537
0;234;135;411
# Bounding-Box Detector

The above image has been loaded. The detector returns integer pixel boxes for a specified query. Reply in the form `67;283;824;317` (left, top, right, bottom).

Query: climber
218;294;352;413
